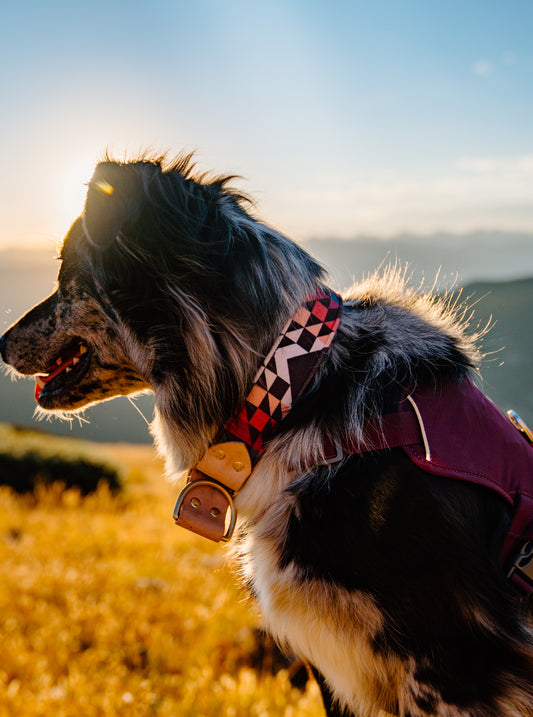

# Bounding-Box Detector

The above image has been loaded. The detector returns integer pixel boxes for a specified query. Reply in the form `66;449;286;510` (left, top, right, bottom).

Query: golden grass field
0;438;325;717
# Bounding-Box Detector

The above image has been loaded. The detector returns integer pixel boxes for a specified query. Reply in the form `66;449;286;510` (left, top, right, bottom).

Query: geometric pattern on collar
223;287;343;456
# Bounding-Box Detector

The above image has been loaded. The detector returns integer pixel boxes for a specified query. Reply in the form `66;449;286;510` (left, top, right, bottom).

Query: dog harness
342;377;533;596
173;288;533;595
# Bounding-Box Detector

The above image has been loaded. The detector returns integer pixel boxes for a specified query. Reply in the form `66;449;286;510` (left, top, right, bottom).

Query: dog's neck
172;287;343;541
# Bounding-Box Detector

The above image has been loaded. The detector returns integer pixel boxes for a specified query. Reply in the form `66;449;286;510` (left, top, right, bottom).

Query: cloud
262;164;533;239
472;59;493;77
457;155;533;173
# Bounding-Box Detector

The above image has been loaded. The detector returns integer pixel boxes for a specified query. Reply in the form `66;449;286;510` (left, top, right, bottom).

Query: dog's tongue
34;346;86;401
34;360;70;402
35;374;55;402
35;377;45;402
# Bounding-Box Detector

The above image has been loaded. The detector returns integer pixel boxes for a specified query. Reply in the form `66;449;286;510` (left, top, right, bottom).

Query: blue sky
1;0;533;248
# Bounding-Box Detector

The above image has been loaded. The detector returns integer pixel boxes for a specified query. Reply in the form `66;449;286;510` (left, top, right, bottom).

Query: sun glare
56;155;97;238
94;180;114;196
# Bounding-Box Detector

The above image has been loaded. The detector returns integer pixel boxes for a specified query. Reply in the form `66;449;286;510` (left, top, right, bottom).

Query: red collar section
173;287;343;541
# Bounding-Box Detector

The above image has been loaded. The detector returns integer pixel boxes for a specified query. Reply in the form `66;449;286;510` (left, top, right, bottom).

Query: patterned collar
173;287;343;542
224;287;343;457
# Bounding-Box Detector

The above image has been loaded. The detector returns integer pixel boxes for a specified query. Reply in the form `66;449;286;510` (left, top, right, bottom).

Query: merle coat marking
2;155;533;716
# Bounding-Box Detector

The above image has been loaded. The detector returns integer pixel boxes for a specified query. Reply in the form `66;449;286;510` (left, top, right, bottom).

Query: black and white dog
2;155;533;716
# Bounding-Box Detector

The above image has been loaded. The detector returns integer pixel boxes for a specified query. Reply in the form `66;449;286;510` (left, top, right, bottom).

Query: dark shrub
0;423;122;495
0;451;121;495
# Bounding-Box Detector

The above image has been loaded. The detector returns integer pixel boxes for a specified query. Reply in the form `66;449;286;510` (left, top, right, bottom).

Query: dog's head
0;160;157;412
0;156;322;439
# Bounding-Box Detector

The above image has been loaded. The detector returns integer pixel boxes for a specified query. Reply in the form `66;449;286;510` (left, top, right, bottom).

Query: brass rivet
214;449;225;460
210;507;220;517
232;461;245;472
190;497;201;509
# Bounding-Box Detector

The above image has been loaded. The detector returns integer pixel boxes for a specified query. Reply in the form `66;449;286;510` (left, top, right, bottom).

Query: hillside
459;277;533;425
302;231;533;290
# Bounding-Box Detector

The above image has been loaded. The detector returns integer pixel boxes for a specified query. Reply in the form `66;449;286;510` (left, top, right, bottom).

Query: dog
2;154;533;717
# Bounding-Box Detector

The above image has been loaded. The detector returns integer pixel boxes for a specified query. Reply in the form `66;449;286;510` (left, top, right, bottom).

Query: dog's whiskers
127;395;151;427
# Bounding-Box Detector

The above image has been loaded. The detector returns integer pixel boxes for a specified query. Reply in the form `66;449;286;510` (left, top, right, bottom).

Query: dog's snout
0;329;17;367
0;332;8;363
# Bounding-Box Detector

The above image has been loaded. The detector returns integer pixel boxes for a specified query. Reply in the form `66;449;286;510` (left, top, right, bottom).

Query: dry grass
0;441;324;716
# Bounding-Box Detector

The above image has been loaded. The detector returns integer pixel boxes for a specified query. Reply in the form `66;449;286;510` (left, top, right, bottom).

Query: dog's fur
2;155;533;716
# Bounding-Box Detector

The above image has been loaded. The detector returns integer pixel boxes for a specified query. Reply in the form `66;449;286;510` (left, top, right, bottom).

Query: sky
1;0;533;249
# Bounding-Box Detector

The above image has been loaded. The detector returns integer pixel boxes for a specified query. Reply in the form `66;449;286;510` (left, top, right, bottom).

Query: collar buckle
321;429;344;465
507;540;533;595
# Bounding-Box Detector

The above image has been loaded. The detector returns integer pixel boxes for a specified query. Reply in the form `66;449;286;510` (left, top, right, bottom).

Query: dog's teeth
65;367;72;373
79;345;87;355
72;357;79;366
56;358;63;366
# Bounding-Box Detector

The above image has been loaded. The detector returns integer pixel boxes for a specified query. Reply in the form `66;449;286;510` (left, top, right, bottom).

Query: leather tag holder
174;470;232;542
196;442;252;491
173;442;252;542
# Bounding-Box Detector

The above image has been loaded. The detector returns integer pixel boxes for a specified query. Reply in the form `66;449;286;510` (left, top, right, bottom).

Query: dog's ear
83;162;146;247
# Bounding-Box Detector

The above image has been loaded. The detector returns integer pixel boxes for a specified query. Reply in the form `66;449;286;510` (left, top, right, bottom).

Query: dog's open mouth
35;340;90;402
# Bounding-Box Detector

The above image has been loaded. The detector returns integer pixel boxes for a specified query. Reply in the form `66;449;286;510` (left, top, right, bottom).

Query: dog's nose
0;332;8;362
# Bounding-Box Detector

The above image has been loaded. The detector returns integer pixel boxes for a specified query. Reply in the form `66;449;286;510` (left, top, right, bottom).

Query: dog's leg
310;665;355;717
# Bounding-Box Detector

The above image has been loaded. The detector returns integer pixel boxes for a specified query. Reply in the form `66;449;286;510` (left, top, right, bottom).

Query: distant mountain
0;240;532;443
302;231;533;290
458;277;533;427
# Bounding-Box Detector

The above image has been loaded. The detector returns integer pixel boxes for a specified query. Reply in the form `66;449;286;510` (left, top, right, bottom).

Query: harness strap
340;403;427;455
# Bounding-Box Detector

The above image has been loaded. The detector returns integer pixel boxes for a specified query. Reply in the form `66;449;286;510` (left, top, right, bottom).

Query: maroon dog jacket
358;376;533;595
